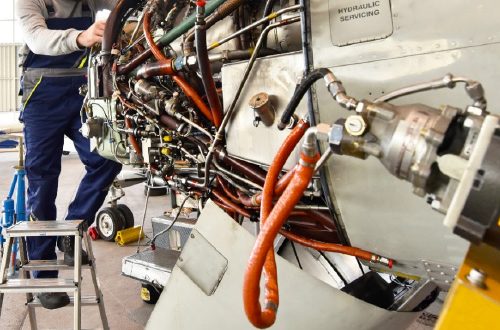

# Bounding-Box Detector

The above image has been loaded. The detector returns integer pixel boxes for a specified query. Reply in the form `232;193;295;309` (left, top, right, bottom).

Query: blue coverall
20;7;122;279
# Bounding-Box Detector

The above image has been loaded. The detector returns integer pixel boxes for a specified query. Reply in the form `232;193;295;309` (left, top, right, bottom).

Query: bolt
467;268;486;289
190;234;195;238
345;115;367;136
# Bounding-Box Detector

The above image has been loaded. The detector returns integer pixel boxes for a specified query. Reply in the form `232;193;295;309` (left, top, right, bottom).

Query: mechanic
16;0;121;309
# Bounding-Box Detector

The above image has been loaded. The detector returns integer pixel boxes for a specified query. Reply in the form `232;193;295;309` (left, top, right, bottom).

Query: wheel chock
115;226;144;246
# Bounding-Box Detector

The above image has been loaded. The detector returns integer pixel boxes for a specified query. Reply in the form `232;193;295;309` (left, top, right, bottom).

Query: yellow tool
115;226;145;246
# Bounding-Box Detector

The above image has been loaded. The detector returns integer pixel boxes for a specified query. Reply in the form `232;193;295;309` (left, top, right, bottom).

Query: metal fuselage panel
310;0;500;272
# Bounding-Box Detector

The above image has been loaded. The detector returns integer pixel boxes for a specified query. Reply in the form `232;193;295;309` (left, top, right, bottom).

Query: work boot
58;236;89;266
37;292;70;309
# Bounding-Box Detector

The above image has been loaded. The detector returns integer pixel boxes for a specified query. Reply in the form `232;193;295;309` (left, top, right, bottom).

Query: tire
95;207;126;241
117;204;135;228
144;185;168;196
141;283;162;304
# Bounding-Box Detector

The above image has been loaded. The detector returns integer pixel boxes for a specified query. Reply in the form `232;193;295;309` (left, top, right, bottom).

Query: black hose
101;0;140;97
277;68;330;130
195;5;223;128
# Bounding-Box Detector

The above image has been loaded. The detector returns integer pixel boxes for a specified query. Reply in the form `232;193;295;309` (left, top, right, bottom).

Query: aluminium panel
147;201;419;330
221;52;308;170
308;0;500;272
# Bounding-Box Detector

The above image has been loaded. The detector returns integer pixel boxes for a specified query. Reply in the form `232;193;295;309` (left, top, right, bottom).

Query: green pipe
158;0;226;46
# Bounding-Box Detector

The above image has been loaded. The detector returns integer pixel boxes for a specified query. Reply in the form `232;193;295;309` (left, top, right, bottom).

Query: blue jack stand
1;136;26;276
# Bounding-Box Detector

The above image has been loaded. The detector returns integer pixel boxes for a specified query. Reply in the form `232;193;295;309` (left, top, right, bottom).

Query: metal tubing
203;16;301;187
158;0;226;46
208;5;302;51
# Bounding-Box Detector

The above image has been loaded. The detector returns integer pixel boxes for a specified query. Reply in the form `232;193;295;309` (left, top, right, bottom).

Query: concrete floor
0;150;168;329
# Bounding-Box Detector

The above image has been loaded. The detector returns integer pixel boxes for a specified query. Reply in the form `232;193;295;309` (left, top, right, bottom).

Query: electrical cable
289;240;303;270
150;193;192;245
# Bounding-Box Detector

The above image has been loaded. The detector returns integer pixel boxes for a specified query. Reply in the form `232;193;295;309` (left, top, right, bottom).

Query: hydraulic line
208;5;302;51
183;0;246;55
158;0;226;46
172;75;215;124
279;230;393;267
101;0;139;96
278;68;358;130
125;117;142;157
142;5;215;124
212;189;253;219
278;69;328;130
195;2;223;127
117;0;226;76
203;16;301;187
239;120;309;328
243;148;319;329
214;148;267;186
217;176;240;203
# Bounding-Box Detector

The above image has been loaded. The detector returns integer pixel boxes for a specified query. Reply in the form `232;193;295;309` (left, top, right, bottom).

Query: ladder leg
84;233;109;330
19;238;38;330
74;232;82;330
0;236;14;319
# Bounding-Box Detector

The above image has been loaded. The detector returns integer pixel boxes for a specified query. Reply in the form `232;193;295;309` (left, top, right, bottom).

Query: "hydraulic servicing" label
329;0;393;46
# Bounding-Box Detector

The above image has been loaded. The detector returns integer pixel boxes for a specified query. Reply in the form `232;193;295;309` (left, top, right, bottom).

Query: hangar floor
0;151;162;329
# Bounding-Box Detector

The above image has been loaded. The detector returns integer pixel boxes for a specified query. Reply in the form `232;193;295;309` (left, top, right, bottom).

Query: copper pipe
117;49;152;75
125;117;142;156
237;190;256;207
212;189;253;218
142;8;215;124
213;199;236;214
217;176;240;203
136;60;174;79
195;3;223;127
214;148;267;186
159;114;182;130
243;151;318;329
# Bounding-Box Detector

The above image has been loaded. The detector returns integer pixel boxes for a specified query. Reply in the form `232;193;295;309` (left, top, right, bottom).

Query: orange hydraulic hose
275;167;296;196
253;166;297;205
280;230;371;261
239;120;309;328
143;8;215;124
144;10;170;63
172;75;215;123
243;151;319;329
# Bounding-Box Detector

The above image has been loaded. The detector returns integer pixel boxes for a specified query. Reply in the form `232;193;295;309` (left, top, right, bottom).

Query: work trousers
22;74;122;278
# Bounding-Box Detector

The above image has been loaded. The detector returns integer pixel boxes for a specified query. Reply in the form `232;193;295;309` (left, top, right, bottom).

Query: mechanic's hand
77;21;106;48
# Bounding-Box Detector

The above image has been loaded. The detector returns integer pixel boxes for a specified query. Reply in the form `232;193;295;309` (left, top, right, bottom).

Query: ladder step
0;278;76;293
6;220;84;237
22;260;91;271
28;295;100;307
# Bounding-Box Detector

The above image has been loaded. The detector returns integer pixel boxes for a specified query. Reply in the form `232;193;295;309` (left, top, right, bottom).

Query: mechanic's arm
16;0;105;56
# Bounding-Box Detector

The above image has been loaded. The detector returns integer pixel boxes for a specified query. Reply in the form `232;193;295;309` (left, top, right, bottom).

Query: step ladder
0;220;109;330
